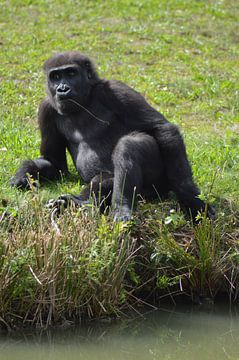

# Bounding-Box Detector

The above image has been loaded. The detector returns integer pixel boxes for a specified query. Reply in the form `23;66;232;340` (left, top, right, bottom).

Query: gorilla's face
47;64;92;115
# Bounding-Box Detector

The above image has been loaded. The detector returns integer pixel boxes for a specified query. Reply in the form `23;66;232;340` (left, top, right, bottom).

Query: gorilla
11;51;214;221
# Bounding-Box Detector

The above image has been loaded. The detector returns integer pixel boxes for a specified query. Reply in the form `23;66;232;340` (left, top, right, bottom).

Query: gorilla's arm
11;99;68;189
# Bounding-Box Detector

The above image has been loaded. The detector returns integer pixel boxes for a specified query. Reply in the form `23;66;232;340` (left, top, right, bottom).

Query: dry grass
0;194;139;329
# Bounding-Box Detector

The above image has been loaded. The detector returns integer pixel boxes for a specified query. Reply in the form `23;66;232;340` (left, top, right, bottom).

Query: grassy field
0;0;238;329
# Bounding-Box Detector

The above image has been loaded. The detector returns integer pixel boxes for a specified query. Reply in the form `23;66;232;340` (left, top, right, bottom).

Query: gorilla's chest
57;115;124;182
75;139;113;181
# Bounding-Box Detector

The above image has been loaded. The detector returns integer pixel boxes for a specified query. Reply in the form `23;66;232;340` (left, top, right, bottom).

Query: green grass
0;0;239;328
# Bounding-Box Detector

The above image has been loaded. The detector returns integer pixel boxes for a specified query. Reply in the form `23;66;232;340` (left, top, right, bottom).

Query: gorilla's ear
85;61;93;79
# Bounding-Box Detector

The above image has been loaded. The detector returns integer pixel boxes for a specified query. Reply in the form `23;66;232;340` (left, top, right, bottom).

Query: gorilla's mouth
57;91;72;101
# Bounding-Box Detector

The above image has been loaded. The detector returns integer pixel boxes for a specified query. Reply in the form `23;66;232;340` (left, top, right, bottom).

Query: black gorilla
11;51;214;221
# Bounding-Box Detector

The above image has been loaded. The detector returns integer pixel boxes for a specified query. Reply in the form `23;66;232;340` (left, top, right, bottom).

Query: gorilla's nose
56;84;71;96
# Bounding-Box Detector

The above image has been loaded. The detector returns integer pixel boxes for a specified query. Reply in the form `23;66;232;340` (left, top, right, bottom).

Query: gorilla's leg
156;123;215;220
112;132;164;221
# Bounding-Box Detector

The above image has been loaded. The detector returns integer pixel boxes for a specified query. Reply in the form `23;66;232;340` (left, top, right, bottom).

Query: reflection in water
1;304;239;360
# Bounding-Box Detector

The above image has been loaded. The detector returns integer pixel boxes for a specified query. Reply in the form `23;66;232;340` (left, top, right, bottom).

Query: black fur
11;51;214;221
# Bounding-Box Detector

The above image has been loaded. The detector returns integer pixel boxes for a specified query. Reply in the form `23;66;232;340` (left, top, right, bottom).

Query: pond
1;303;239;360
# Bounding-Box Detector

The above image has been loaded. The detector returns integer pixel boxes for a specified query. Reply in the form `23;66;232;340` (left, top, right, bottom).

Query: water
1;304;239;360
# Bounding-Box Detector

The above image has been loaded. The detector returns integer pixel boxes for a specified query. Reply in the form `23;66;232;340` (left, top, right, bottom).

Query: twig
50;208;61;235
29;265;43;286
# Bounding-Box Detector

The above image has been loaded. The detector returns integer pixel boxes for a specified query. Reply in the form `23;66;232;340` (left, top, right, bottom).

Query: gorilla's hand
47;194;90;214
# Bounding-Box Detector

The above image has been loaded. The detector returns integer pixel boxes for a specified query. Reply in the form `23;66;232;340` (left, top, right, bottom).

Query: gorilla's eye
50;71;60;82
66;68;77;77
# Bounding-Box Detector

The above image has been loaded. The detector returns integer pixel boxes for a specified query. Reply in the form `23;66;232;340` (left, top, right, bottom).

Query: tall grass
0;194;238;329
137;202;239;303
0;192;139;328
